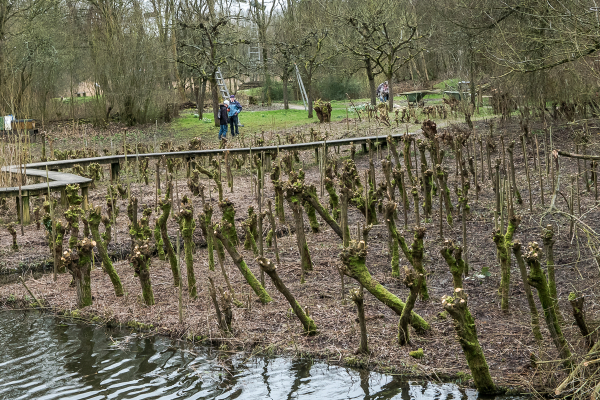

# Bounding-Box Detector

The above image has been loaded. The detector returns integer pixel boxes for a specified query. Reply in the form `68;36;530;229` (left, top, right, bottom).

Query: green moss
203;204;215;271
526;246;572;367
219;199;239;246
568;292;577;301
324;178;340;221
153;223;165;260
409;348;424;359
215;225;272;304
494;215;520;311
126;320;155;331
89;206;124;297
177;196;197;299
443;290;496;394
340;241;430;332
65;184;83;206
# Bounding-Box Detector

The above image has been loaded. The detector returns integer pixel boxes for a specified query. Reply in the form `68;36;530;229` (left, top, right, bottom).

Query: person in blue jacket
218;100;229;140
228;94;243;137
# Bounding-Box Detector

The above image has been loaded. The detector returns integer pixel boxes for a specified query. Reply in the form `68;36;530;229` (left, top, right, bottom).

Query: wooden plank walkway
0;131;414;224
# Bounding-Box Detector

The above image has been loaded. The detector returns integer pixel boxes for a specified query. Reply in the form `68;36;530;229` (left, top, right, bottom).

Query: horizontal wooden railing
0;131;415;223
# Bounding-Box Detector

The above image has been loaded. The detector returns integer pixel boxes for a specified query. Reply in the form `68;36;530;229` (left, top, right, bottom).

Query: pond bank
3;310;516;399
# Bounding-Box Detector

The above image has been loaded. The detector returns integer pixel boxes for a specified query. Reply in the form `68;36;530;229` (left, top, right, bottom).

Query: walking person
228;94;242;137
218;100;229;141
382;82;389;102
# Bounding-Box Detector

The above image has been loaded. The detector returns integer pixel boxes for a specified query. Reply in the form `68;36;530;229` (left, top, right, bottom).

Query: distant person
377;81;389;102
376;82;384;101
228;94;242;136
382;82;389;102
218;100;229;140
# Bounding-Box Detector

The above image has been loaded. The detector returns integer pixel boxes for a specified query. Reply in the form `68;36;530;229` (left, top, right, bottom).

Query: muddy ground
1;114;599;394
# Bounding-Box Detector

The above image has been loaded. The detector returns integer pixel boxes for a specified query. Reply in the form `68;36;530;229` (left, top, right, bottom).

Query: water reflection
0;311;516;399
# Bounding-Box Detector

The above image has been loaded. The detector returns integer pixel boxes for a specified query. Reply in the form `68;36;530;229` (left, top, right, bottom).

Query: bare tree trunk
366;58;376;105
211;75;219;127
283;73;289;110
197;77;207;119
259;257;317;334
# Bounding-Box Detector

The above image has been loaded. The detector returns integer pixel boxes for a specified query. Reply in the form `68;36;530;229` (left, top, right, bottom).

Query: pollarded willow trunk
386;215;429;300
351;287;369;354
543;225;562;322
258;257;317;335
403;137;415;184
304;201;320;233
153;221;165;261
219;198;239;247
198;161;223;201
202;203;215;271
127;196;141;247
302;184;343;239
62;238;94;308
441;239;466;289
177;196;197;299
214;224;272;304
270;162;285;223
349;186;378;225
436;164;453;224
324;177;340;222
392;167;410;222
243;219;259;256
284;183;313;273
443;288;496;394
387;135;401;165
493;214;520;312
423;170;434;221
569;292;593;347
507;141;522;204
339;240;430;332
411;187;421;226
130;240;155;305
398;267;423;346
381;159;396;203
7;223;18;250
417;139;429;182
384;202;401;277
88;206;123;297
157;182;180;287
512;240;543;343
340;186;351;247
54;221;65;273
243;207;259;251
526;243;572;368
65;206;83;249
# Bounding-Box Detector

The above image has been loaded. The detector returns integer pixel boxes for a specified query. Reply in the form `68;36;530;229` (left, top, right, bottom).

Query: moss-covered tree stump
442;288;496;394
62;238;95;308
130;240;155;305
526;243;572;367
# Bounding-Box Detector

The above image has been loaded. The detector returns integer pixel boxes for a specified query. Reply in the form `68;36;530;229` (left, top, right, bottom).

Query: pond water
0;311;511;399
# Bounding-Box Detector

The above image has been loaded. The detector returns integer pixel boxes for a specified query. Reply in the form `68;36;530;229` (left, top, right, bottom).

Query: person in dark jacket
227;94;242;136
218;100;229;140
